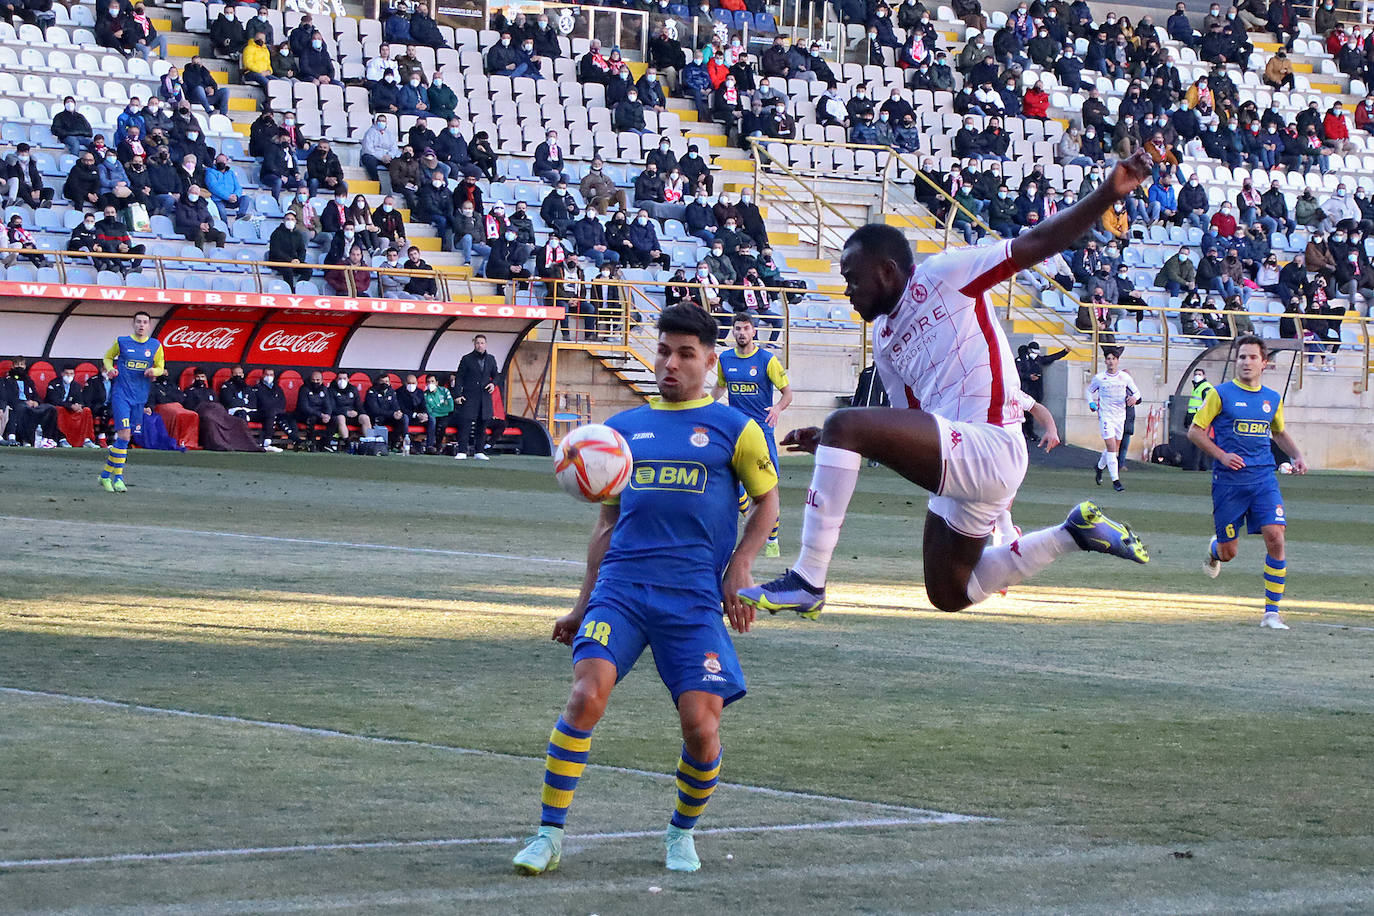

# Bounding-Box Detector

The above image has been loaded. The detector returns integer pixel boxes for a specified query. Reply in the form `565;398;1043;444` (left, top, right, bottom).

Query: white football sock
792;444;862;588
1105;451;1120;482
966;526;1075;604
1097;450;1108;469
990;509;1016;547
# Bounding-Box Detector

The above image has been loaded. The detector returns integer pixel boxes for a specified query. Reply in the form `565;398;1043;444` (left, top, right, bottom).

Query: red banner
244;321;348;368
0;281;563;320
160;319;256;363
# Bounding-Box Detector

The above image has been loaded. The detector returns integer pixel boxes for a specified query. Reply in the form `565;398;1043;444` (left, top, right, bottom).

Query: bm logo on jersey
729;381;761;395
1233;419;1271;437
630;460;708;493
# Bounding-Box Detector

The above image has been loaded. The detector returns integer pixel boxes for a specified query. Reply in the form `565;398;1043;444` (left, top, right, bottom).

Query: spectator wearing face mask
613;88;650;135
205;154;252;223
626;209;668;269
44;366;98;448
298;31;335;83
533;131;569;185
484;227;532;290
579;157;627;214
363;373;407;449
51;97;93;156
174;183;226;250
247;368;295;449
268;212;309;287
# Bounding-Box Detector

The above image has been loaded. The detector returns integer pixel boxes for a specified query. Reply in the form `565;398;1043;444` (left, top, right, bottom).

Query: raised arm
1010;148;1152;270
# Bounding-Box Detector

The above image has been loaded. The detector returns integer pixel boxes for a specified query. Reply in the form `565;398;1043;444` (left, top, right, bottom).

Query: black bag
355;439;388;456
853;364;889;407
1151;443;1182;466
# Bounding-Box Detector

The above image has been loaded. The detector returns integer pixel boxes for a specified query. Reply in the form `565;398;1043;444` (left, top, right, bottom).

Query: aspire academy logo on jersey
163;325;245;351
258;329;339;354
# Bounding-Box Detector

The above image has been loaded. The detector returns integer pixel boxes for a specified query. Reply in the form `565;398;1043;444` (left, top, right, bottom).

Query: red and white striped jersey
872;239;1026;428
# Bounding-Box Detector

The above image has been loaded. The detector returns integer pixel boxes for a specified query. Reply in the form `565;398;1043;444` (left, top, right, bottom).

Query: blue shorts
1212;473;1286;542
572;581;746;706
111;394;144;435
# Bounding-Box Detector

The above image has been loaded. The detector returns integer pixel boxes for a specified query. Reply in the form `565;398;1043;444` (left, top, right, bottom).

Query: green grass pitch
0;448;1371;914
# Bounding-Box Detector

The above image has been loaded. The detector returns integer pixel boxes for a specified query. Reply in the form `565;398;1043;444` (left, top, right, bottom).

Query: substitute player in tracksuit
512;304;779;877
1189;334;1308;629
99;310;165;493
713;311;793;557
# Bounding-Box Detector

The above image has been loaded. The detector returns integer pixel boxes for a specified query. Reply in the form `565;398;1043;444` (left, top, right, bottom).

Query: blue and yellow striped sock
670;745;721;830
738;489;751;515
1264;555;1287;614
539;717;592;828
102;442;128;480
769;518;780;542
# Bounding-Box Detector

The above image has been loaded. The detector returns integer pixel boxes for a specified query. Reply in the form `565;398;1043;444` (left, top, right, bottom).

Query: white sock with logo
792;445;863;588
966;527;1075;604
1097;450;1108;469
1105;451;1120;482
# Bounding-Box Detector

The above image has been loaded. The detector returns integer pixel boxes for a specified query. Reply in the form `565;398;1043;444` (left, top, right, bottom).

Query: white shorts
927;416;1029;538
1098;412;1125;441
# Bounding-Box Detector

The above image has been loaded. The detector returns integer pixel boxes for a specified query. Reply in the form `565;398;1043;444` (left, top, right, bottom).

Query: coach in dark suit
454;334;499;459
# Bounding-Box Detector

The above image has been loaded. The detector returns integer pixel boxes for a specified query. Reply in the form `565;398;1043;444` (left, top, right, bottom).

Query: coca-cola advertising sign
160;321;252;361
245;323;345;367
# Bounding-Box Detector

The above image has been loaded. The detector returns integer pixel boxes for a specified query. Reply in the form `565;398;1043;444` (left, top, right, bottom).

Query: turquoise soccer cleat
1064;501;1149;564
763;539;781;559
664;825;700;872
512;826;562;876
737;569;826;620
111;477;127;493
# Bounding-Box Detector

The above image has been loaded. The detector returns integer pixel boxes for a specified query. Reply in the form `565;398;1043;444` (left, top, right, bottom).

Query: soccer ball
1279;461;1293;475
554;424;634;502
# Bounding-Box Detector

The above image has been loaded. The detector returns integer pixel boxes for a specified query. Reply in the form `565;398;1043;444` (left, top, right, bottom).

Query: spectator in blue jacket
625;209;668;268
205;153;253;221
571;208;618;267
680;53;713;122
396;75;429;115
1147;173;1179;225
97;152;135;207
384;7;413;44
114;99;145;146
298;31;335;83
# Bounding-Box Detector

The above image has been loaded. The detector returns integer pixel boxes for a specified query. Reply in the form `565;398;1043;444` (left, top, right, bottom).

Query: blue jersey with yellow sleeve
716;345;789;428
596;396;778;598
104;334;165;405
1192;379;1285;484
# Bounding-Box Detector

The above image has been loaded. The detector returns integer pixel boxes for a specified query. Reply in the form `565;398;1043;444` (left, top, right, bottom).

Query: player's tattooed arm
553;502;620;645
1010;148;1152;270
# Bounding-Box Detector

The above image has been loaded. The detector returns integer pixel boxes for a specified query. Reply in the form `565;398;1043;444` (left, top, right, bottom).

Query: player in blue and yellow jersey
99;311;165;493
512;305;779;877
1188;335;1308;629
712;312;792;558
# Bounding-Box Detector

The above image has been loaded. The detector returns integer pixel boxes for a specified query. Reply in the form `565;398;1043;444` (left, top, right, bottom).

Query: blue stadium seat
65;266;98;283
753;12;776;33
150;215;175;238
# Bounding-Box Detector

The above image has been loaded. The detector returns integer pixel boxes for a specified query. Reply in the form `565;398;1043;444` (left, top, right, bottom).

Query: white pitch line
0;687;991;822
0;515;581;567
0;818;939;871
1304;622;1374;633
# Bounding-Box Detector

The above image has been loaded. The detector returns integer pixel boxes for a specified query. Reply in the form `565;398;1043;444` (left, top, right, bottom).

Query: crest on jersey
703;652;722;674
910;282;929;303
1262;400;1272;414
144;349;151;357
690;427;709;447
748;366;757;376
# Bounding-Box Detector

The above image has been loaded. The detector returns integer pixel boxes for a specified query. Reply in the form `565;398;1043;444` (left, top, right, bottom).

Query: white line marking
0;515;581;567
1304;622;1374;633
0;687;990;822
0;818;943;871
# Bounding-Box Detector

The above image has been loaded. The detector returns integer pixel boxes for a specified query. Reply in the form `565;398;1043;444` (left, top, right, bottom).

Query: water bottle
402;436;410;456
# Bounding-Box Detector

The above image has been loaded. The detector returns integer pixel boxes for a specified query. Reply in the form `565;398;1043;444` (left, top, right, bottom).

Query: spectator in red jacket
1323;103;1355;152
1022;81;1049;119
1209;203;1238;238
1354;95;1374;133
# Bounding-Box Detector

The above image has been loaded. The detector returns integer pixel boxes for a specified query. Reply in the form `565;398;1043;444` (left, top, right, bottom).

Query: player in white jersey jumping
1085;347;1140;492
739;150;1154;618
